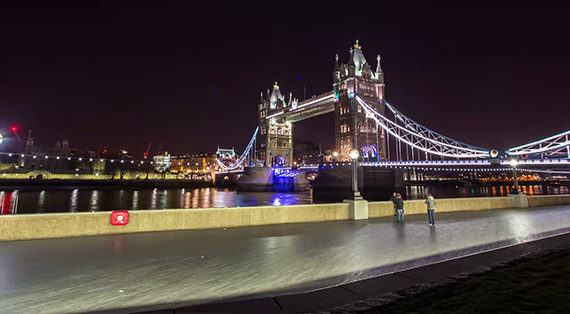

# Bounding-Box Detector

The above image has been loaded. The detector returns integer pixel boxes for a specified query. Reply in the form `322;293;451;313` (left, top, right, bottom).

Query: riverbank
172;231;570;314
2;208;569;314
322;246;570;314
0;178;214;188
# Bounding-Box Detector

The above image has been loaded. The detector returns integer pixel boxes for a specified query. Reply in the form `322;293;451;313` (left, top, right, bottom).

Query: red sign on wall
111;211;129;226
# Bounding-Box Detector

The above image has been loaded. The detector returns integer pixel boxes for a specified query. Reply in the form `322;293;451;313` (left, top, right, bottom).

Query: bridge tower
333;40;387;161
258;82;294;166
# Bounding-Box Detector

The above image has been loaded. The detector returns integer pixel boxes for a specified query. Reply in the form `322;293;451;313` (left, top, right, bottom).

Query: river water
0;184;568;215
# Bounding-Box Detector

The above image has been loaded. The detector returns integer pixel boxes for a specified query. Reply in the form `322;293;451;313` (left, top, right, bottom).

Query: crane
143;142;152;158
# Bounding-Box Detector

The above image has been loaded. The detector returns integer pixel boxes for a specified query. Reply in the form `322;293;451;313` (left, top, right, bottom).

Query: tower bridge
258;40;387;166
217;40;569;178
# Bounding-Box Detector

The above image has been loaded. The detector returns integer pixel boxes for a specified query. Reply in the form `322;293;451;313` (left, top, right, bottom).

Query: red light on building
110;211;129;225
10;126;18;132
1;193;13;215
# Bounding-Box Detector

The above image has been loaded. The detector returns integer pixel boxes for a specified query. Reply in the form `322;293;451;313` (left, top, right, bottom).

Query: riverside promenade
1;205;569;313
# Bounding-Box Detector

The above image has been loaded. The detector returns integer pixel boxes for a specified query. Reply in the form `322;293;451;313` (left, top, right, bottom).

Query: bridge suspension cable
216;127;259;171
382;98;570;159
355;96;490;159
506;130;570;157
383;100;489;153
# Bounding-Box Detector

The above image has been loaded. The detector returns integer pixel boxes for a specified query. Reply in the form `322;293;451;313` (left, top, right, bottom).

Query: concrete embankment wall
0;203;350;241
368;196;513;218
1;195;569;241
528;195;570;207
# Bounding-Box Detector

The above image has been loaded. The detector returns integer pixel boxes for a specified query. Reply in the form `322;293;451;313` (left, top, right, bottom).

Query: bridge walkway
0;205;569;313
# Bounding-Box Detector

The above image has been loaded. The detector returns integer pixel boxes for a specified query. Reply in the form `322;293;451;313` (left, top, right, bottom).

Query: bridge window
270;128;275;134
277;128;283;135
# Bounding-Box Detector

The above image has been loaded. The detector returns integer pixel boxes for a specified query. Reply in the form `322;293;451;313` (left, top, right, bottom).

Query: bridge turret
375;55;384;84
334;40;387;162
269;82;286;110
333;54;341;83
347;47;356;77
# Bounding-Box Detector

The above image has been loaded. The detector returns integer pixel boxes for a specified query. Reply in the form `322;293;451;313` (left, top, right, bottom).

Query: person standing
390;192;398;216
425;193;436;227
394;193;405;222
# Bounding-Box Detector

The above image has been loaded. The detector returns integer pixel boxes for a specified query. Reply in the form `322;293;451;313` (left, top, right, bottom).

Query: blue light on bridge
273;168;305;178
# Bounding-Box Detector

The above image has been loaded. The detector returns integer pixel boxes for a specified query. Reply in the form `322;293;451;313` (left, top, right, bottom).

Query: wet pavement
0;205;569;314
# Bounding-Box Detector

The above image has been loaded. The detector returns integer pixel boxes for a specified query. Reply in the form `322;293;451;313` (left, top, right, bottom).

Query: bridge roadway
1;205;569;313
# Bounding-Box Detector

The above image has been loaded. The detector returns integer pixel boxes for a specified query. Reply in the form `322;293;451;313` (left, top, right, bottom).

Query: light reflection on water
69;189;79;213
405;184;568;200
0;188;313;214
89;190;99;212
132;190;139;210
37;190;46;212
0;184;568;215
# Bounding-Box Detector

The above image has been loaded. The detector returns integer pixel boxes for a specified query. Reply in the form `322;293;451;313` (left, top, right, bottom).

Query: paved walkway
1;205;569;314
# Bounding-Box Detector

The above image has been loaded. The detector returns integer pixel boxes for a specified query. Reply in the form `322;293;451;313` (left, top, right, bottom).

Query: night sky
1;2;568;156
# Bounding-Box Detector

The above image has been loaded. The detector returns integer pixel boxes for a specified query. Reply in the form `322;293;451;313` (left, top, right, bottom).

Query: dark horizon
1;2;569;156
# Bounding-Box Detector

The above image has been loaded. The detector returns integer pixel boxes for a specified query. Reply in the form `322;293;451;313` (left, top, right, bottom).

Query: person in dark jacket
391;193;405;222
390;192;398;216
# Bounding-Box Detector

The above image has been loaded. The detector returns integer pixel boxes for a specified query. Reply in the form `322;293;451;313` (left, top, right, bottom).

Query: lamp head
349;149;360;160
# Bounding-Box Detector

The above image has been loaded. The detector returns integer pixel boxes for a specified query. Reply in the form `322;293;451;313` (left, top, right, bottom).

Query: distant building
53;138;70;156
170;153;217;174
293;141;320;164
25;131;34;154
153;152;171;172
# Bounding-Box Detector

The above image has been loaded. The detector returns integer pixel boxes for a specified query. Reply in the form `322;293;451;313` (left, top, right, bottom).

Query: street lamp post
349;149;362;200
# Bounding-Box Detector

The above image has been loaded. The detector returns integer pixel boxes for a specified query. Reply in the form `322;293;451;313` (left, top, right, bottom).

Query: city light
349;149;360;160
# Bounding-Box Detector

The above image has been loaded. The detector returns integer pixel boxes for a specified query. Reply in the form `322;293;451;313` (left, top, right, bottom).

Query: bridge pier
236;167;310;192
313;165;405;202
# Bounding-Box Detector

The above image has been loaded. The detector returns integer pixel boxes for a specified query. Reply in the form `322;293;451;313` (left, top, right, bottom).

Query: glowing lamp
333;151;338;157
10;126;17;132
349;149;360;160
509;159;518;167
